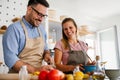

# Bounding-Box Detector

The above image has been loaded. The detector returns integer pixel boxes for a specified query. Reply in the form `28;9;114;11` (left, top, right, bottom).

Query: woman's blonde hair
61;17;78;49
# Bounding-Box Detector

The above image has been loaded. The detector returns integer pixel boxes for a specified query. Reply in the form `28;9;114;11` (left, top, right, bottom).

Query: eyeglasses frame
31;7;48;18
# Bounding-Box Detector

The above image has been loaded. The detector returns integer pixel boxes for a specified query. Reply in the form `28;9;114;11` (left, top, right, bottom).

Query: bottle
96;55;101;72
92;55;105;80
19;65;28;80
73;66;84;80
73;66;80;74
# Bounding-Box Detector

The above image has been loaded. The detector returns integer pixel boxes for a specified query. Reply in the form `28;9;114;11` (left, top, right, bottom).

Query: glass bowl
105;69;120;80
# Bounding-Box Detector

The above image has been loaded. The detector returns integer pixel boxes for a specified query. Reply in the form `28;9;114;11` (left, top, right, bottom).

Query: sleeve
54;40;63;51
79;41;88;52
2;24;20;69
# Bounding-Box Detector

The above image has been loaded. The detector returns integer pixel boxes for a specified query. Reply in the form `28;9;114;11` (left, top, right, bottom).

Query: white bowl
105;69;120;80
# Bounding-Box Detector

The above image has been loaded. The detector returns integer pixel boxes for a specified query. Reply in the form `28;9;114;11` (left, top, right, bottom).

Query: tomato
47;69;65;80
47;69;60;80
38;70;49;80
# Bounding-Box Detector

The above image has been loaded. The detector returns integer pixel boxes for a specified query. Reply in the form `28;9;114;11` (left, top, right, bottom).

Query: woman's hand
87;60;96;65
78;64;84;71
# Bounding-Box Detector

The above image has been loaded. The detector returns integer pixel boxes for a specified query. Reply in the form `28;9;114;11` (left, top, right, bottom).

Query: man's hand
13;60;36;73
43;50;54;65
40;65;54;71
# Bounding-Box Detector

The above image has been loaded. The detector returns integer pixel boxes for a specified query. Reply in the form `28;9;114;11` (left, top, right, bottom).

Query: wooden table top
0;73;38;80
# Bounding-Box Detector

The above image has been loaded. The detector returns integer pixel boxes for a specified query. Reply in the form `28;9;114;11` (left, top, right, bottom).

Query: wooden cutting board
0;73;38;80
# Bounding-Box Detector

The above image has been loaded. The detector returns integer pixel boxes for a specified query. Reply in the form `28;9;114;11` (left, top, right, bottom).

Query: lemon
74;71;84;79
74;76;82;80
32;71;40;75
66;74;74;80
83;74;90;78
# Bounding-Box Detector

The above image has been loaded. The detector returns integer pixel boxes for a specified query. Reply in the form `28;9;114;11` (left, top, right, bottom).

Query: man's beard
29;18;41;27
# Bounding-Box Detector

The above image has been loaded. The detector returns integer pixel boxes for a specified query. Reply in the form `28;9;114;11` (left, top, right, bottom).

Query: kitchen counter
0;73;117;80
0;74;38;80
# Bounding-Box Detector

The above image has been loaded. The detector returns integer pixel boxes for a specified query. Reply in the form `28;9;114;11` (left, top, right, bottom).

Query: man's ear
26;6;32;14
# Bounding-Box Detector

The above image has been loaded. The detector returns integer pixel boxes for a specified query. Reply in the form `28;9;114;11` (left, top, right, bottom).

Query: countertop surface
0;73;38;80
0;73;120;80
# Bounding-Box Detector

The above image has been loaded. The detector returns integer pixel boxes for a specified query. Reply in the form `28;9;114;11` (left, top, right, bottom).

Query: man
2;0;53;73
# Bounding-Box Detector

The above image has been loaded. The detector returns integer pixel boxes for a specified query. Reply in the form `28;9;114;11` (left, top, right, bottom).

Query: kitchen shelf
0;29;6;34
0;62;2;66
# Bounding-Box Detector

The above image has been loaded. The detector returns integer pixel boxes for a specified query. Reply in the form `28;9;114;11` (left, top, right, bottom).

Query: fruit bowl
83;65;96;74
105;69;120;80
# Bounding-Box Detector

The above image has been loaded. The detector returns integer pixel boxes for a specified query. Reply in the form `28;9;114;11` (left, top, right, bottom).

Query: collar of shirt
22;16;37;29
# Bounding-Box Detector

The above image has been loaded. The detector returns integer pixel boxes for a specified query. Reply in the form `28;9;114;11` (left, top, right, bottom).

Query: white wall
0;35;3;62
95;14;120;31
0;0;28;27
0;0;28;60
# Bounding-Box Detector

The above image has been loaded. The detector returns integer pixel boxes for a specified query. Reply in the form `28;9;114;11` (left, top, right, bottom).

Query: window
97;26;119;69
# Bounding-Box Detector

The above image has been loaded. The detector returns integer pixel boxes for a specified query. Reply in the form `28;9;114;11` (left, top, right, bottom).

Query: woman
54;18;95;74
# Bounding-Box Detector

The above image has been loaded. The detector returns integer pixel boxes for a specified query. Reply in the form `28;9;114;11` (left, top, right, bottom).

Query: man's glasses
31;7;48;18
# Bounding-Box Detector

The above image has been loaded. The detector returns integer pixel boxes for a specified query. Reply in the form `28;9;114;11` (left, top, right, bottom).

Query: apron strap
67;41;72;51
78;41;85;52
79;42;92;62
20;20;28;39
20;19;43;39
